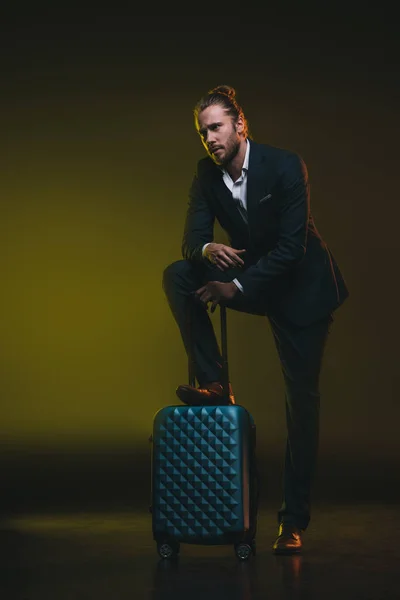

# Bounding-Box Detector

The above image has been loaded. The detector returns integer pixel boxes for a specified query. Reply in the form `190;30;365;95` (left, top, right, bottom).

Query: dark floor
1;504;400;600
0;505;400;600
1;447;400;599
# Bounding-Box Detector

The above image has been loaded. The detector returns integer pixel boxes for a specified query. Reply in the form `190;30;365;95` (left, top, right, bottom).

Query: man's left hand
195;281;238;313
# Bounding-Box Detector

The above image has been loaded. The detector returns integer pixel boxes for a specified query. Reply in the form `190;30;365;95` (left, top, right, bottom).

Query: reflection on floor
1;505;400;599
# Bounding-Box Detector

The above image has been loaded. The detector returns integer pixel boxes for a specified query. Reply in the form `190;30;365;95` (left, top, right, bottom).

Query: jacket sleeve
181;173;215;263
236;153;310;297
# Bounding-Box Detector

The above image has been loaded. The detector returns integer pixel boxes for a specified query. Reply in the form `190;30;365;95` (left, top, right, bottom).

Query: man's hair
194;85;250;138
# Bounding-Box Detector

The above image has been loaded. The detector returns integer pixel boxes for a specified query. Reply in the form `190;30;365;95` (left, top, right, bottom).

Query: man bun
208;85;236;99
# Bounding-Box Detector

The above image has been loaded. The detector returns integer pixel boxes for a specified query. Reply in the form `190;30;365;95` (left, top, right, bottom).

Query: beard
209;129;241;167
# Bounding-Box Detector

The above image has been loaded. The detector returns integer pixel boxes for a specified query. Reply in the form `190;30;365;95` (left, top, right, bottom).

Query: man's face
196;104;243;167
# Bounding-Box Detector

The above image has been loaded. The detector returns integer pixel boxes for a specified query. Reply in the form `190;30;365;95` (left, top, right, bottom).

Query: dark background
0;8;399;514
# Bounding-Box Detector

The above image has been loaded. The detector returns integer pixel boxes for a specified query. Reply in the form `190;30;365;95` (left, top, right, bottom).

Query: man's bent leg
162;259;264;395
268;313;333;532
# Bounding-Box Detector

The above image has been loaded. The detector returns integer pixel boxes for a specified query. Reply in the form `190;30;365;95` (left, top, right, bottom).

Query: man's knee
162;259;194;292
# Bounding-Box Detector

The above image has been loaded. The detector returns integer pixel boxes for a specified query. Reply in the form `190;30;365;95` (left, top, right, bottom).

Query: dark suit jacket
182;140;349;327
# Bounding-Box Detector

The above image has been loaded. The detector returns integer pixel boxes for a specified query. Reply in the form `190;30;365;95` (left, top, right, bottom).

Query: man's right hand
204;243;246;271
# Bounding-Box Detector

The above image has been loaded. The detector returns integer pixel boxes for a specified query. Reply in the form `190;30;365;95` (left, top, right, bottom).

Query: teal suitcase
150;306;258;560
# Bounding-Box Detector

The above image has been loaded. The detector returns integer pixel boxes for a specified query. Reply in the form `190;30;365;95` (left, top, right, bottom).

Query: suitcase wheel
157;541;180;560
234;542;253;561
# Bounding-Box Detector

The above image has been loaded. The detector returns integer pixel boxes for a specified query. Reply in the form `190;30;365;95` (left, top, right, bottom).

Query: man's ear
235;116;245;134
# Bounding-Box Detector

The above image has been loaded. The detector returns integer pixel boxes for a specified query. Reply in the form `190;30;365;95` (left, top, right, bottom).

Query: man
162;85;349;554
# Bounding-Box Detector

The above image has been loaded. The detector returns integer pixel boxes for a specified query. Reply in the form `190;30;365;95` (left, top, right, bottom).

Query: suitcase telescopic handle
188;298;230;401
220;304;230;400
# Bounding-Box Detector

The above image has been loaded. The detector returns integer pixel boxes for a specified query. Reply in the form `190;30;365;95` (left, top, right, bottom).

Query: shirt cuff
232;278;244;293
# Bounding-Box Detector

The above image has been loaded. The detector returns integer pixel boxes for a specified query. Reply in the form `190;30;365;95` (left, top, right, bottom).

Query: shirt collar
242;138;250;172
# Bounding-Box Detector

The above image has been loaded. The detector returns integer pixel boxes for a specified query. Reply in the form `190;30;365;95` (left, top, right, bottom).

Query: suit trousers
162;259;333;530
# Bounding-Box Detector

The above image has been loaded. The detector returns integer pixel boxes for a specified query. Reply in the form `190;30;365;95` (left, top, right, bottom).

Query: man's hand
204;243;246;271
195;281;239;313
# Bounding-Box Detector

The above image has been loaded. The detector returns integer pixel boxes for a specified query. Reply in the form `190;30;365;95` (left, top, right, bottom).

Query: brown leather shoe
176;382;235;406
272;523;303;555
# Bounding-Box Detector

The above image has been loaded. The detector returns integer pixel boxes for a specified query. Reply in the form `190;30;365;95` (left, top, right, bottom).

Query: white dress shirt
202;139;250;293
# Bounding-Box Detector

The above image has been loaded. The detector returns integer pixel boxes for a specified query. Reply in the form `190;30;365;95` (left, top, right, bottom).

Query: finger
233;256;245;266
225;250;245;266
221;249;237;261
199;291;211;304
211;259;225;270
221;250;240;263
230;255;244;267
233;249;247;254
216;258;231;270
195;286;206;295
210;300;218;313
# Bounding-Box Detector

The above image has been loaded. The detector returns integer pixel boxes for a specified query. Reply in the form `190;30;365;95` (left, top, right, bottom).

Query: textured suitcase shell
151;404;257;545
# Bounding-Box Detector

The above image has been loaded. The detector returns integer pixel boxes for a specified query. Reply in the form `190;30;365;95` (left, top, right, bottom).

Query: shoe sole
272;547;302;555
176;389;233;406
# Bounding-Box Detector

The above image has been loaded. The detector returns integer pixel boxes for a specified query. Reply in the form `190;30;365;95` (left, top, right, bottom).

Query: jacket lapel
212;166;250;236
246;140;270;231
